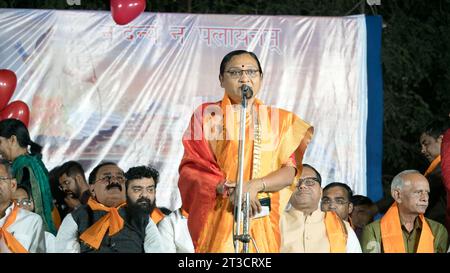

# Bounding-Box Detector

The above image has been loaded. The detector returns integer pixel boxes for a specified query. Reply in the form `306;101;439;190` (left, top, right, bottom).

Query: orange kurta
178;94;313;253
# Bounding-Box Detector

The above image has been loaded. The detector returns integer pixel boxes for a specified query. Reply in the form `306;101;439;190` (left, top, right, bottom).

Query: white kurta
156;209;194;253
45;231;56;253
0;203;46;253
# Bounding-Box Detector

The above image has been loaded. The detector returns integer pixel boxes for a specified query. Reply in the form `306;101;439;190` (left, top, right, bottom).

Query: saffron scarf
324;211;347;253
79;198;126;250
0;204;28;253
380;202;434;253
424;155;441;177
150;208;165;224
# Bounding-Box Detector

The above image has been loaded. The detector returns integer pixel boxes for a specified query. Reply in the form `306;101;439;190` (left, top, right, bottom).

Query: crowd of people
0;50;449;253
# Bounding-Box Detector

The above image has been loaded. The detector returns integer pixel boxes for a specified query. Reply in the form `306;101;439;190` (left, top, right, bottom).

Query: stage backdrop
0;9;383;210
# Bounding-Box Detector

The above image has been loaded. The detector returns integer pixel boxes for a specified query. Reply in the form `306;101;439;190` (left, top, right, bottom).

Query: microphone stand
233;86;253;253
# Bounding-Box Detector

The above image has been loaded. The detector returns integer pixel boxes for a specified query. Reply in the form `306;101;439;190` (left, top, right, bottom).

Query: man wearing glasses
12;184;57;252
321;182;354;223
0;159;46;253
57;161;91;212
55;162;163;253
280;164;361;253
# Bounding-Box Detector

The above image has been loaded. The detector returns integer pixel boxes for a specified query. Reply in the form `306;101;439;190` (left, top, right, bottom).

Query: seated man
48;166;68;225
349;195;376;241
57;161;91;211
55;162;163;253
0;159;45;253
125;165;194;253
361;170;448;253
280;164;361;253
321;182;353;222
12;185;55;253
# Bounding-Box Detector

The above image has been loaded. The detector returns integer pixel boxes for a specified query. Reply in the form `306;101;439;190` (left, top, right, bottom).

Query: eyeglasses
0;176;12;184
14;198;33;207
321;199;349;206
225;69;260;79
297;177;320;188
95;175;126;184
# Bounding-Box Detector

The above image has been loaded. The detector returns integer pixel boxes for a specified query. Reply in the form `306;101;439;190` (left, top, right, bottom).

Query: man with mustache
0;159;46;253
361;170;448;253
280;164;361;253
57;161;91;211
125;165;194;253
55;162;163;253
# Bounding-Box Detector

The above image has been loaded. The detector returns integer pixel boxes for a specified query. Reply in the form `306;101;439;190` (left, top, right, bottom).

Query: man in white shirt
280;164;361;253
157;209;195;253
125;165;194;253
0;159;45;253
12;184;55;252
56;162;163;253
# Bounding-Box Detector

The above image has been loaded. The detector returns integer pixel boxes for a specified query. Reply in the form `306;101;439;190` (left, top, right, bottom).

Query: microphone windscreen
241;85;253;99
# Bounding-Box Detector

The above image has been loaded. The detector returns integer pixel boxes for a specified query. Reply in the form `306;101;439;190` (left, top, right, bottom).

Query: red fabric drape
440;128;450;233
178;103;225;249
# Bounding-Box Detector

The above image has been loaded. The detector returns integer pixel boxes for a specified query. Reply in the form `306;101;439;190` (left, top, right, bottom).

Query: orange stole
196;94;313;253
424;155;441;177
380;203;434;253
150;208;165;224
79;198;126;250
181;209;189;218
0;205;28;253
51;207;62;231
324;211;348;253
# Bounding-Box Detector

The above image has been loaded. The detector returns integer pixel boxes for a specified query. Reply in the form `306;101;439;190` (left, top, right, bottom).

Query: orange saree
178;94;313;253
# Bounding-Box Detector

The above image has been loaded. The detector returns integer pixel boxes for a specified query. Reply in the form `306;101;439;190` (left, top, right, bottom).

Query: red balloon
0;100;30;127
0;69;17;110
111;0;146;25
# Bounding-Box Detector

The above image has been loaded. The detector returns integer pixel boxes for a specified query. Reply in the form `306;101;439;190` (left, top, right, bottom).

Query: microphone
241;85;253;99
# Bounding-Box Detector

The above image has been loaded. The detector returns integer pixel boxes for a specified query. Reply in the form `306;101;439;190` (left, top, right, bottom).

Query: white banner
0;9;367;210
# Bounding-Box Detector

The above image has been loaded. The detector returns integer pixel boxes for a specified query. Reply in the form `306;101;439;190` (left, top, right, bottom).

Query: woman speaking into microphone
178;50;314;253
